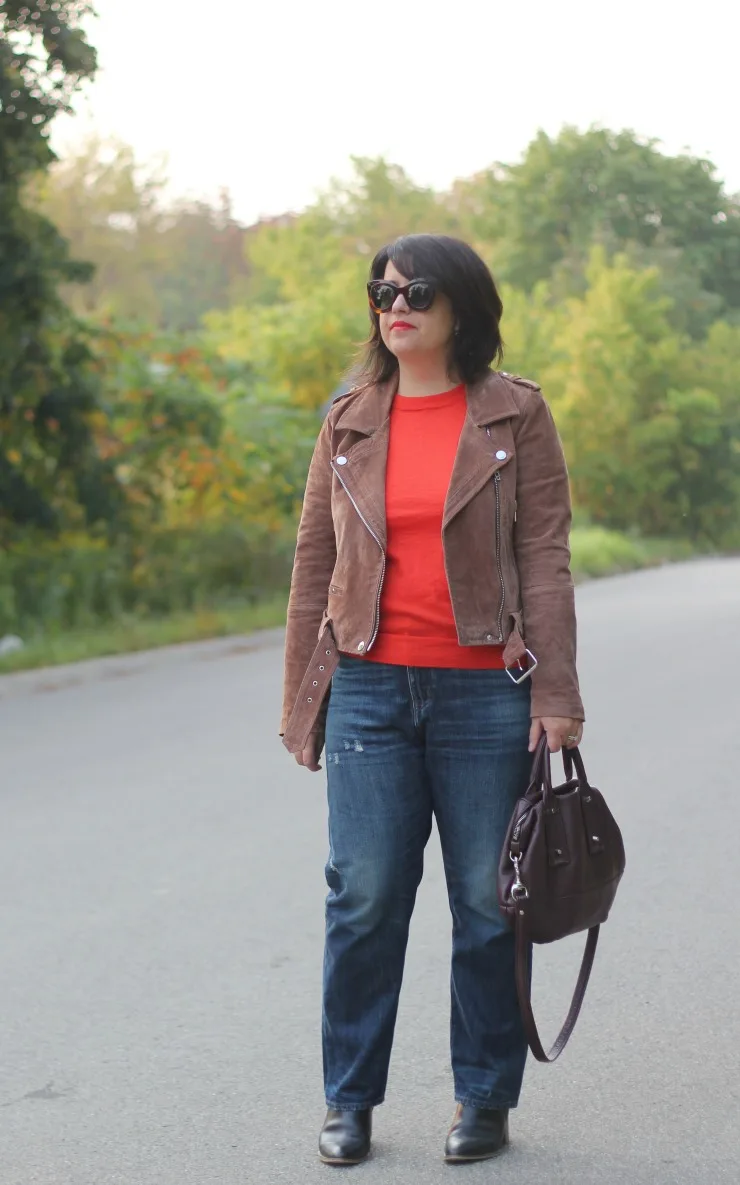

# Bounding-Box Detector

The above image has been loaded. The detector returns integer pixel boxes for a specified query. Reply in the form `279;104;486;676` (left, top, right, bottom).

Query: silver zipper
331;461;386;650
512;812;526;843
486;426;507;641
494;471;505;642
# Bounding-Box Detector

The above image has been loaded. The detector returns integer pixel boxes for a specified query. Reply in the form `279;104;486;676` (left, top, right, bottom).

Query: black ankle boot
319;1108;372;1165
444;1104;510;1163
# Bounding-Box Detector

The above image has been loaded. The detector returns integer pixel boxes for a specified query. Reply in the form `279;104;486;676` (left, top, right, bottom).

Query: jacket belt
282;620;533;754
282;623;339;754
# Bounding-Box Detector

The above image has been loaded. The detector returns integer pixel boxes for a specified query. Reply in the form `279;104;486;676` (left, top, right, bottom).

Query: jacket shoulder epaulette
499;372;542;392
323;385;363;421
330;383;370;406
331;387;357;404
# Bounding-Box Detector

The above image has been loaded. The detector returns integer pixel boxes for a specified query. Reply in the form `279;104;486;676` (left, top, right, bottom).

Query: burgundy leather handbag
498;735;626;1062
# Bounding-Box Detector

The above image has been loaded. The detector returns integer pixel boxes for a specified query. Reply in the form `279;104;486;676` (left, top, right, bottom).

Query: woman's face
378;260;456;364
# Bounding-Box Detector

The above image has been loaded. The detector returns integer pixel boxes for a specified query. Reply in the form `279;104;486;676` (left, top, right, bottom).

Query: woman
280;234;584;1165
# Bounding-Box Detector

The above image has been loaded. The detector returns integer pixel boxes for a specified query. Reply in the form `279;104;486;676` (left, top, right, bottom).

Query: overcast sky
54;0;740;224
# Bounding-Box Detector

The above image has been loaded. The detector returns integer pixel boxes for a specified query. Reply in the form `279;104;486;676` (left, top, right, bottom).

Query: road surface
1;559;738;1184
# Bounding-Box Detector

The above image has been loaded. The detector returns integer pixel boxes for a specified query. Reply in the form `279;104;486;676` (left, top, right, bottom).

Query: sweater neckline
393;384;465;411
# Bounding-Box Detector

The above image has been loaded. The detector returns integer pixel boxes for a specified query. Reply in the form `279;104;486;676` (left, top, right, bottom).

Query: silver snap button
485;634;494;642
335;456;348;465
357;641;365;652
496;450;507;460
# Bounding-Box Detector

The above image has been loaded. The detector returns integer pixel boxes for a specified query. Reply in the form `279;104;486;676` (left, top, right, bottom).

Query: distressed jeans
322;655;532;1111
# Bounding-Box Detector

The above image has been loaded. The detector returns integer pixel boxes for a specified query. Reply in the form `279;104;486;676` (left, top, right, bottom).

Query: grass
0;526;696;677
0;594;289;675
569;526;694;580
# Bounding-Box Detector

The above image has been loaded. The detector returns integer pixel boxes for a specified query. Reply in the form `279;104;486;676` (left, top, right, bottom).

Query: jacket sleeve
513;389;585;720
280;416;337;736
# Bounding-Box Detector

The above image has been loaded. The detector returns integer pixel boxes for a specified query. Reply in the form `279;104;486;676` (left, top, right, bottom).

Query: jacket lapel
443;372;520;528
330;377;396;549
331;425;389;548
330;370;521;542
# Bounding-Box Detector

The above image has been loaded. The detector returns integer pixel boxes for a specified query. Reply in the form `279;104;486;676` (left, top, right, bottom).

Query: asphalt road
1;559;738;1185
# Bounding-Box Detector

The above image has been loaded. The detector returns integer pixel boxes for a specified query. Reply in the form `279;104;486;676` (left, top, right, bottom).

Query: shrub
0;526;294;635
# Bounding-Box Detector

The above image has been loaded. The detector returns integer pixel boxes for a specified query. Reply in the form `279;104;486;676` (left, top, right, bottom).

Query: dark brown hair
356;234;504;386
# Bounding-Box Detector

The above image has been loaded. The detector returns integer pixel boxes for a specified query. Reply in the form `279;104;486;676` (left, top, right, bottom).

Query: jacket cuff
530;691;585;721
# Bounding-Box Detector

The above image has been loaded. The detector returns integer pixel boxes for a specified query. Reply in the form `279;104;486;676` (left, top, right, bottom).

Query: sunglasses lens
369;282;396;312
407;281;435;310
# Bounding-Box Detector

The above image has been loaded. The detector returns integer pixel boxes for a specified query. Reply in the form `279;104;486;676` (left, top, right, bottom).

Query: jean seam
406;665;418;728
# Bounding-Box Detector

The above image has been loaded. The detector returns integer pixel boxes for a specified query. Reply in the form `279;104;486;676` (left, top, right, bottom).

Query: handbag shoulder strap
515;921;600;1063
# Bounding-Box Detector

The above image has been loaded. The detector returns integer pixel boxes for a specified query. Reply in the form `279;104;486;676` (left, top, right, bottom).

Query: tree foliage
513;249;740;541
86;329;318;534
0;0;115;537
35;137;252;328
3;91;740;628
207;148;740;545
452;127;740;336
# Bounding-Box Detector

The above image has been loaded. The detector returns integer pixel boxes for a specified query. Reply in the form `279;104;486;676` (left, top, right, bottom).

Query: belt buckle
506;648;538;685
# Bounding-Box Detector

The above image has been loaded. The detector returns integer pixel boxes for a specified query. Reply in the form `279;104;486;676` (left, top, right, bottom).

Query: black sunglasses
367;278;436;314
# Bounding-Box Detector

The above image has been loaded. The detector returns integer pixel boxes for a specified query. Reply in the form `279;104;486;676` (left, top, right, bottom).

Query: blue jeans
323;656;532;1111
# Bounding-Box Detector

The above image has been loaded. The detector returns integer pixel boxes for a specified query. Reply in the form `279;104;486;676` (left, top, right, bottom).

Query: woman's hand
529;716;583;753
294;730;325;772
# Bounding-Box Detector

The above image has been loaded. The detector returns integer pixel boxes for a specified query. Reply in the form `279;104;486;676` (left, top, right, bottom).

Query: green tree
206;158;458;409
205;253;368;411
35;137;253;329
0;1;122;536
542;250;739;543
323;156;457;247
682;322;740;544
154;191;251;330
31;136;167;321
455;127;740;333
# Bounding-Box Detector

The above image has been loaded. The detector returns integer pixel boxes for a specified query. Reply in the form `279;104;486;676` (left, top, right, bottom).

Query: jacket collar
466;370;522;427
333;369;520;436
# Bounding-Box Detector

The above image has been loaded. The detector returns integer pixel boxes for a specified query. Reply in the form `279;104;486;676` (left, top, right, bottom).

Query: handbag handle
515;921;600;1062
529;735;590;804
525;734;553;802
515;736;597;1060
563;744;589;786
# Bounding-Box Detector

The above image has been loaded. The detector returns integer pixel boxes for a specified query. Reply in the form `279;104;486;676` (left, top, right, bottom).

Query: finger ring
567;734;578;742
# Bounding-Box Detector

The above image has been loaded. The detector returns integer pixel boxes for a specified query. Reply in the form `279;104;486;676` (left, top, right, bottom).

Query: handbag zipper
510;803;534;858
512;805;532;844
331;461;386;651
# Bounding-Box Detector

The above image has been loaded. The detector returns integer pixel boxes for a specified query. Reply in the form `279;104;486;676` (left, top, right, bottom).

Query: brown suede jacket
280;370;584;754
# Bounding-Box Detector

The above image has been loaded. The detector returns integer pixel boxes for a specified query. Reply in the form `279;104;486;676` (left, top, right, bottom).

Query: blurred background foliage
1;2;738;651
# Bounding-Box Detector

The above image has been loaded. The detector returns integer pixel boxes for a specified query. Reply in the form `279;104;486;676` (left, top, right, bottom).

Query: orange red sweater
360;385;506;669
